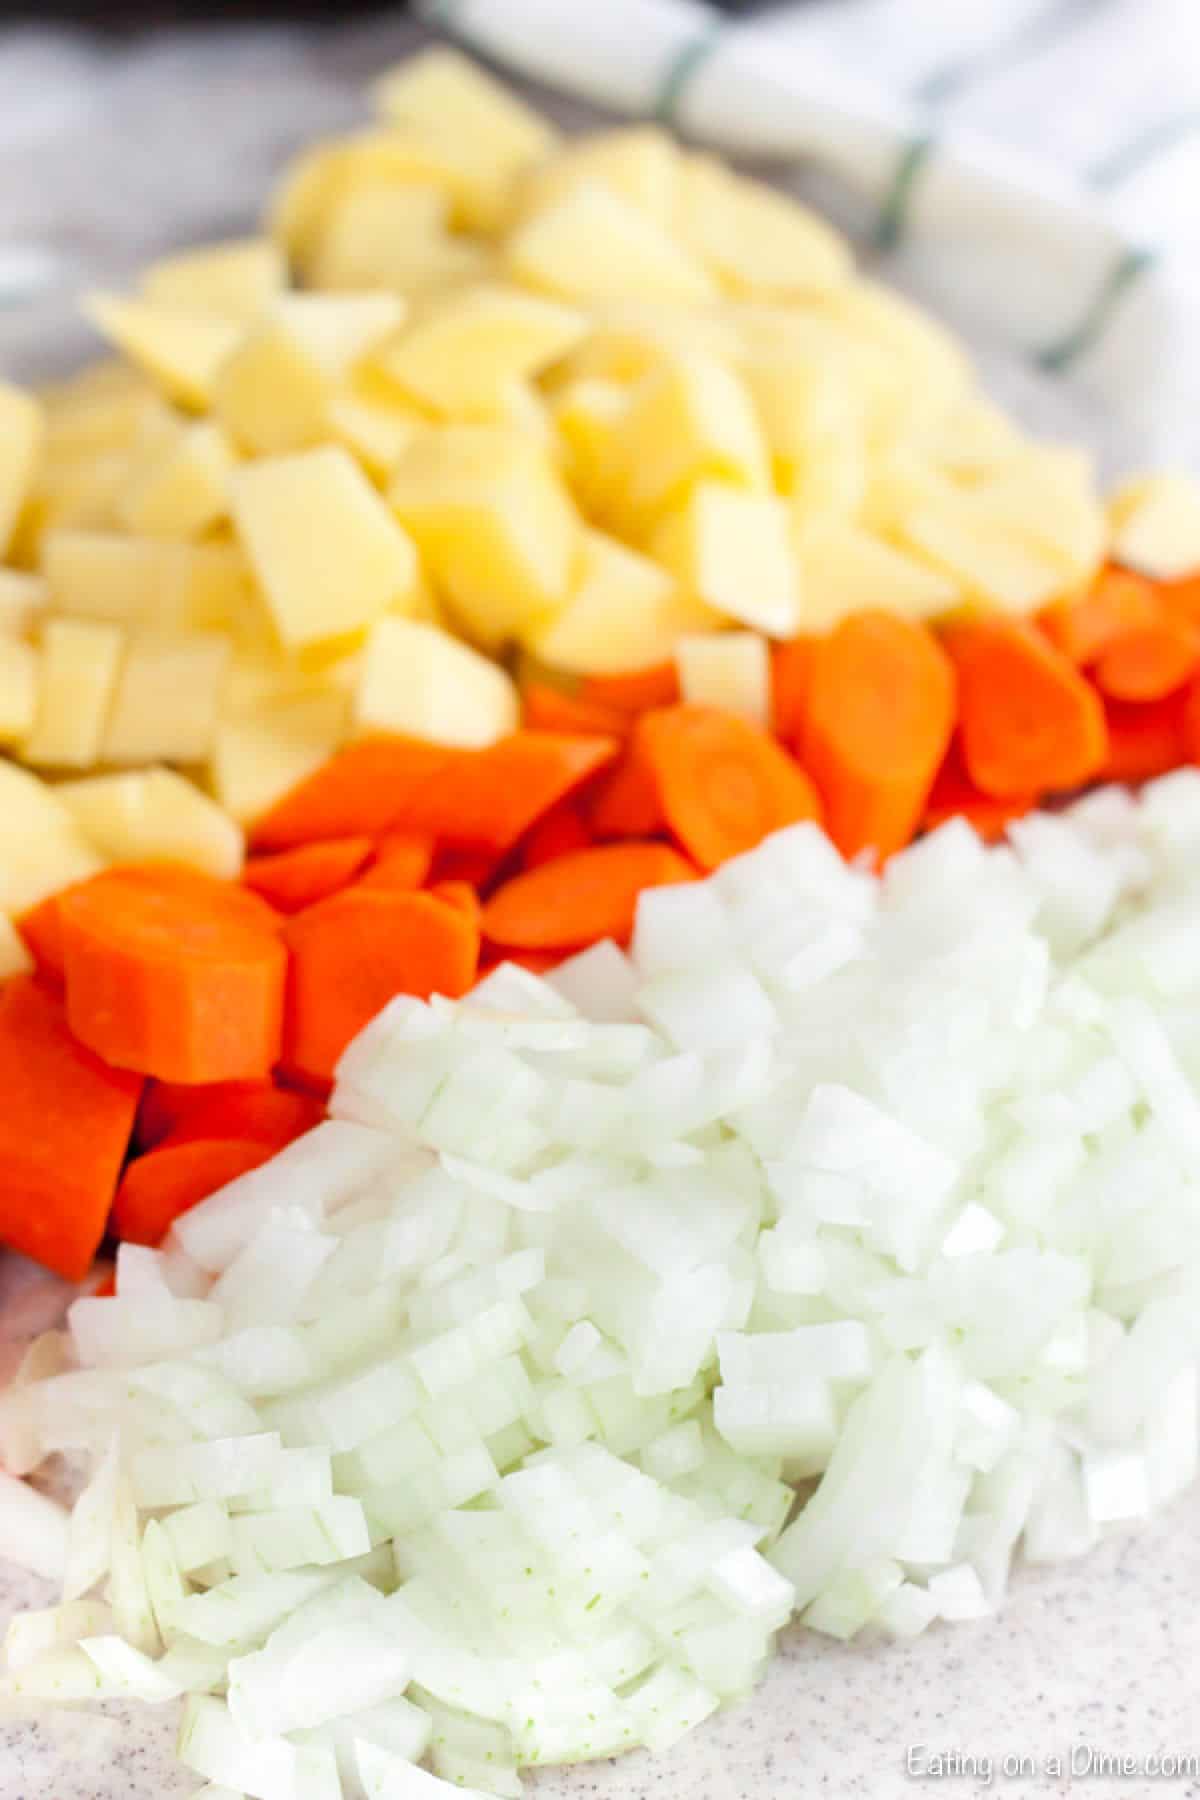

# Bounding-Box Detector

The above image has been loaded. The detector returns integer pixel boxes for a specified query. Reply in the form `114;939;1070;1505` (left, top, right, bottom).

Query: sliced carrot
1040;567;1157;665
483;841;697;950
1160;573;1200;624
943;617;1108;799
923;739;1037;844
523;684;631;738
587;739;666;841
17;894;66;984
137;1077;273;1149
521;799;593;870
243;836;374;913
357;831;435;892
431;844;504;890
771;637;817;751
802;612;955;861
153;1086;323;1151
1103;690;1192;783
252;736;464;851
282;886;480;1085
1093;615;1200;702
0;976;141;1280
579;663;679;714
113;1139;275;1247
428;879;483;925
637;704;822;872
59;866;287;1084
392;732;618;852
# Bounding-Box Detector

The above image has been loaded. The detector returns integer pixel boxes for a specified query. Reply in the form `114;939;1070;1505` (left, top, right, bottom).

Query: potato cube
1109;473;1200;579
210;689;347;827
970;448;1106;579
308;183;474;295
0;915;33;980
117;420;237;539
556;304;742;388
388;427;579;649
611;351;769;531
213;293;406;456
0;569;49;635
526;528;720;676
741;351;867;506
379;284;585;420
328;370;427;480
21;618;124;769
271;129;484;268
0;382;44;556
232;446;421;652
676;157;851;297
42;530;252;633
140;238;286;319
912;395;1023;478
675;631;770;726
552;380;629;516
651;484;801;637
507;183;716;306
83;294;242;410
0;763;101;915
57;768;243;879
355;617;518;748
101;631;232;766
0;640;39;743
515;127;679;226
815;281;970;424
896;498;1071;614
793;520;960;629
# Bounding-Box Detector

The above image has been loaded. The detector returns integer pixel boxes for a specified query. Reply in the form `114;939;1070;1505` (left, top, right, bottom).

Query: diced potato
21;618;124;769
0;382;44;556
507;183;716;306
209;689;347;827
83;294;242;410
813;281;970;424
117;420;237;539
34;448;136;537
0;641;39;743
514;128;679;227
676;156;852;297
43;530;252;633
611;351;769;531
388;427;579;649
355;617;518;747
793;520;960;629
213;293;406;456
651;484;801;637
526;528;720;676
328;369;428;479
379;284;585;419
140;238;286;319
675;630;770;726
741;350;867;509
895;498;1070;614
41;377;167;462
970;448;1106;579
912;394;1023;478
232;446;421;651
554;304;743;389
552;380;630;516
1109;473;1200;579
101;632;232;765
307;183;477;295
0;763;102;915
0;914;33;980
0;569;49;635
57;767;243;879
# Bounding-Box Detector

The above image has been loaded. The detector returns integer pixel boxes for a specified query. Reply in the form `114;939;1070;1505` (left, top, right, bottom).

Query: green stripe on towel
654;29;723;126
1037;247;1156;373
1089;108;1200;189
873;136;934;252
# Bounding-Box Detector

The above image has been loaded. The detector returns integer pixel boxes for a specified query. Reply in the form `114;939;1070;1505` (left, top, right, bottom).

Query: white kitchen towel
419;0;1200;472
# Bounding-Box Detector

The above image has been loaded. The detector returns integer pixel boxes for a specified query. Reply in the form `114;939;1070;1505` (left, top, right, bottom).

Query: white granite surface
1;15;1199;1800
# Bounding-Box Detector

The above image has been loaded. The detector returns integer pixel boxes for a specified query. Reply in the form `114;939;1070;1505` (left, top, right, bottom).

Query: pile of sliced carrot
4;563;1200;1284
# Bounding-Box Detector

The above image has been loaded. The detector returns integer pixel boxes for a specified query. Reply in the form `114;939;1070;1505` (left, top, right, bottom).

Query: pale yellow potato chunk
507;183;716;307
911;394;1023;478
741;350;867;509
652;484;801;638
57;767;243;879
552;381;630;516
232;446;421;652
611;351;769;532
0;569;48;635
515;128;679;227
380;284;585;419
1109;473;1200;579
0;383;44;556
813;281;971;424
793;520;960;629
102;632;232;766
0;915;33;980
140;238;286;319
526;528;720;676
328;370;428;480
308;183;479;295
83;294;242;410
970;448;1105;579
388;427;579;649
21;618;124;769
675;631;770;726
355;617;518;748
117;420;237;538
676;157;851;297
42;530;252;633
0;763;102;915
271;129;484;268
213;293;405;456
896;498;1070;614
0;640;39;743
554;304;742;388
209;689;347;827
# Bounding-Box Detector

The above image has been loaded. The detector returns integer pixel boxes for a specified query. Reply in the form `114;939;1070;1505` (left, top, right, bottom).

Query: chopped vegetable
1041;566;1157;664
1093;616;1200;702
251;738;462;851
243;837;374;913
113;1139;278;1247
945;617;1108;798
483;841;696;949
521;685;630;739
356;833;436;893
387;731;618;852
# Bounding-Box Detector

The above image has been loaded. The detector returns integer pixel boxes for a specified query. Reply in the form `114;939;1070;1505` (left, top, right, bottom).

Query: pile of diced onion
5;773;1200;1799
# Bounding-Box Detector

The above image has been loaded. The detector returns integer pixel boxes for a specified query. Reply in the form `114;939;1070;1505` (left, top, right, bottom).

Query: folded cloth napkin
420;0;1200;473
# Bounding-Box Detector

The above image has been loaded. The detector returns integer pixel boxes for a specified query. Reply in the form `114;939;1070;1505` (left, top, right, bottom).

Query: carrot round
802;612;955;861
393;731;619;852
1093;616;1200;702
637;704;822;872
113;1138;275;1247
579;663;679;714
943;617;1108;799
771;637;817;751
1040;567;1157;665
59;866;287;1085
1162;573;1200;624
283;886;480;1085
357;832;435;892
243;837;374;913
17;894;67;984
923;739;1036;844
1103;690;1192;784
252;737;464;851
483;841;696;950
152;1086;322;1151
137;1077;274;1150
0;976;141;1280
523;685;631;738
427;879;483;923
431;844;504;891
587;740;666;841
521;799;592;870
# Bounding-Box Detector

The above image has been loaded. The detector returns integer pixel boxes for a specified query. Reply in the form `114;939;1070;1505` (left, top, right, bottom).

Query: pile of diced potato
1;47;1199;953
